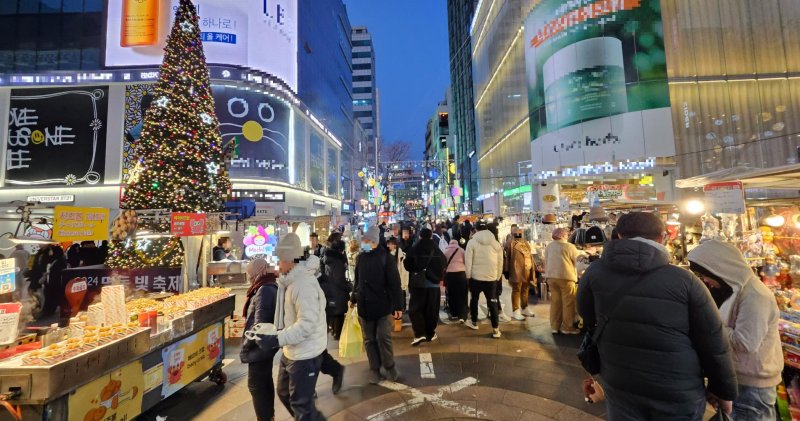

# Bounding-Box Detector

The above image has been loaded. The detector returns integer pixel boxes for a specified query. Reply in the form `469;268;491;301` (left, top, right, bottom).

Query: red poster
170;213;206;237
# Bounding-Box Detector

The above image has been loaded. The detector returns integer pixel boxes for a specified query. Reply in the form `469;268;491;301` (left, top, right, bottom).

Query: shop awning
675;164;800;189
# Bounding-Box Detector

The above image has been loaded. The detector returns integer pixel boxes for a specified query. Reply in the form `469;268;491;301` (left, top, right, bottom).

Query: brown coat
506;239;536;285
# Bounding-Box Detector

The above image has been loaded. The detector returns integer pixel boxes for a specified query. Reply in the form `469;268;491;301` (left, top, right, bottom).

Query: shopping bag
339;307;364;359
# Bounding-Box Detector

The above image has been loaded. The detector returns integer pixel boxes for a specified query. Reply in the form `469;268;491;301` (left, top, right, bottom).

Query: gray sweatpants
359;315;396;372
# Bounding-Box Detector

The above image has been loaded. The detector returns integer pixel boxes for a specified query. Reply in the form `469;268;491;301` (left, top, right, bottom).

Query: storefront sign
52;206;109;242
586;185;626;200
5;87;108;186
68;360;144;421
0;259;15;294
170;213;207;237
536;183;561;212
703;181;745;214
161;323;223;399
26;194;75;203
503;185;532;198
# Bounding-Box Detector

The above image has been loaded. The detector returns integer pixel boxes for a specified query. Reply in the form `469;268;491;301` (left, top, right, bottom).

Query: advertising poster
161;323;223;399
309;132;325;194
52;206;110;242
524;0;675;173
105;0;298;91
4;87;108;186
212;86;291;182
0;259;15;294
68;360;144;421
122;84;158;183
170;213;207;237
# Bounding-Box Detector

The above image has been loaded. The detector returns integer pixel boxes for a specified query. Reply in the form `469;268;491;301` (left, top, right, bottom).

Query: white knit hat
276;233;303;262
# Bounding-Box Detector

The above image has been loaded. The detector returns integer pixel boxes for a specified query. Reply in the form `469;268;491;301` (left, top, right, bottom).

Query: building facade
424;96;454;217
351;26;380;170
446;0;479;213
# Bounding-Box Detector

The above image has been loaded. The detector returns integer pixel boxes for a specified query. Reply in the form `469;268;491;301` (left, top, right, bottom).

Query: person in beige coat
504;225;537;320
689;240;782;421
543;228;581;334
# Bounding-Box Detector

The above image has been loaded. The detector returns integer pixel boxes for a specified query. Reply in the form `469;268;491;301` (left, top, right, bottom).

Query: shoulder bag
577;271;650;375
408;249;435;289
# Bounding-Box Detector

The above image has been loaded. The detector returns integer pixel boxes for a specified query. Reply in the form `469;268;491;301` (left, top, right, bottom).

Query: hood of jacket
445;240;461;254
323;248;347;263
600;238;670;274
280;255;320;288
472;230;496;246
687;240;754;291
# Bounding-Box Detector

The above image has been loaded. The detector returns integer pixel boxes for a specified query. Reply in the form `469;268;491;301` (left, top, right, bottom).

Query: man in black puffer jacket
578;212;737;420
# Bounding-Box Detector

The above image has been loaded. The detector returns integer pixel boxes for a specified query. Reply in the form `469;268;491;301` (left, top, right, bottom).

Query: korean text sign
161;323;223;398
171;213;207;237
53;206;110;242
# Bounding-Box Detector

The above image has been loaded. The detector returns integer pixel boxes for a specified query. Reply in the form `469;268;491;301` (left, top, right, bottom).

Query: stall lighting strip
477;116;530;164
474;28;523;109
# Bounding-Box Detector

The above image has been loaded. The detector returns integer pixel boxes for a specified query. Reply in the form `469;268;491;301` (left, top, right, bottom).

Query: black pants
276;354;325;421
327;314;345;340
445;272;468;320
360;315;396;372
409;287;441;339
319;349;343;378
470;280;499;328
248;360;275;421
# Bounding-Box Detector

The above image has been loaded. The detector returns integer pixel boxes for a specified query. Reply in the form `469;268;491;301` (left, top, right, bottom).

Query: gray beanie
276;233;303;262
364;226;380;244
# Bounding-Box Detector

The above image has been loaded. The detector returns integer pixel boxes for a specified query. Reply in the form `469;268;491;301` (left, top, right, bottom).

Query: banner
161;323;223;399
704;181;745;214
0;259;14;294
105;0;298;91
525;0;674;173
5;87;108;186
52;206;110;242
171;213;207;237
62;267;182;312
68;360;144;421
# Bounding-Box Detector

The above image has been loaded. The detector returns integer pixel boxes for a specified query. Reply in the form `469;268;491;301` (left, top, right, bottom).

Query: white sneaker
428;334;438;342
499;312;512;323
465;320;479;330
492;328;502;339
521;307;536;317
411;337;426;346
512;309;525;321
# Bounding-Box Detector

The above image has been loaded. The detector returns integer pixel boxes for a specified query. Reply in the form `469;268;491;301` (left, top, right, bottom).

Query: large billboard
4;87;108;186
105;0;298;91
524;0;675;173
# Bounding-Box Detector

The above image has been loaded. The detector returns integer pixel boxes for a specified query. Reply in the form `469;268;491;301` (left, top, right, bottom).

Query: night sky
343;0;451;160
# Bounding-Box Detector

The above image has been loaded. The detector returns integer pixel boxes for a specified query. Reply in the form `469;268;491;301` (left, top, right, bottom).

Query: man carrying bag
404;228;447;346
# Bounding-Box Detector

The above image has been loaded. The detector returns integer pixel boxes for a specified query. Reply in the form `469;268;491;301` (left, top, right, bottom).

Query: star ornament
200;113;213;125
136;238;152;252
206;162;221;175
180;21;194;33
154;96;170;108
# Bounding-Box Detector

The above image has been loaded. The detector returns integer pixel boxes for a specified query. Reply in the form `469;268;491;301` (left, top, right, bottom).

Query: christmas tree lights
109;0;229;269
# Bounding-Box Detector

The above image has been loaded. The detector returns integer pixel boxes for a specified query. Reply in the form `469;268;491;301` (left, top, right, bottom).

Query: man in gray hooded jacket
689;240;782;421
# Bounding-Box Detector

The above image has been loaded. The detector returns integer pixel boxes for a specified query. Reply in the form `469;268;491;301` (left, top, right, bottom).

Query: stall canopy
676;164;800;190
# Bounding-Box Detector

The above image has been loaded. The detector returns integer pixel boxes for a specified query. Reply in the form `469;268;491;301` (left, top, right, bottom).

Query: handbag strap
590;269;653;343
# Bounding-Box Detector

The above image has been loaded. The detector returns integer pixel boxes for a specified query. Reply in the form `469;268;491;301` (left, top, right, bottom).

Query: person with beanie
251;233;328;421
404;228;447;346
443;239;468;323
240;258;279;421
543;228;581;334
464;222;504;338
689;240;782;420
351;226;404;384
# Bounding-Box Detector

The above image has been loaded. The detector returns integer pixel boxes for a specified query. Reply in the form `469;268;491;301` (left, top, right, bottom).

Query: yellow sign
143;363;164;395
53;206;110;242
69;360;143;421
161;323;223;398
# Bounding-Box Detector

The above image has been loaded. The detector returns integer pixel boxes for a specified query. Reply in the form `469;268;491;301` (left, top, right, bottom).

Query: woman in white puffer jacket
464;225;504;338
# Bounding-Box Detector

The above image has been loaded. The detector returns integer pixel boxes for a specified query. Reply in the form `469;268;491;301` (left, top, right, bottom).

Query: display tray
0;329;150;404
207;261;247;276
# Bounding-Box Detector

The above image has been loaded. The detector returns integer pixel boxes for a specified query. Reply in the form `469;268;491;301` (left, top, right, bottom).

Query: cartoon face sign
253;235;266;246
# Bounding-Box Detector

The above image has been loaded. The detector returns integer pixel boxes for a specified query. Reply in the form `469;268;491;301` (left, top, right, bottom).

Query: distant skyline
343;0;451;160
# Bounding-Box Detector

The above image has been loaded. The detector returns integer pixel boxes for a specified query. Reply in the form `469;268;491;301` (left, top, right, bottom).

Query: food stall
677;164;800;420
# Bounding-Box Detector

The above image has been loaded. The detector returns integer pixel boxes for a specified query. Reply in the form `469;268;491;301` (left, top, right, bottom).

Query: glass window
40;0;61;13
353;87;372;94
0;2;17;14
353;75;372;82
352;99;372;106
352;51;371;59
353;63;371;70
18;0;39;13
327;146;339;197
83;0;102;12
62;0;83;13
352;40;371;47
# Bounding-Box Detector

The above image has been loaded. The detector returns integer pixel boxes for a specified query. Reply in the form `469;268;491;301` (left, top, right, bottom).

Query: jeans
248;360;275;421
469;280;499;328
733;384;777;421
445;272;468;320
604;383;707;421
360;315;396;372
548;278;577;332
409;287;440;339
511;280;530;312
276;354;326;421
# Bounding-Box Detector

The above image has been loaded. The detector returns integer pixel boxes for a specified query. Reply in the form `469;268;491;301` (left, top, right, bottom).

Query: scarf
242;273;277;317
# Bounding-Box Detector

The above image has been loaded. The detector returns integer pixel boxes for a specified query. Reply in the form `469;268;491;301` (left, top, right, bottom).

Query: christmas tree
109;0;230;269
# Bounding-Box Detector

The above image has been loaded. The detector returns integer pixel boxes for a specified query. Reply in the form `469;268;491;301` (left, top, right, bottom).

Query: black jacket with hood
320;248;352;316
577;238;737;404
351;247;404;321
404;238;446;288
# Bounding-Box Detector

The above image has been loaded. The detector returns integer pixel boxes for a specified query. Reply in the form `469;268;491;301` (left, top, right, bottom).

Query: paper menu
0;303;22;345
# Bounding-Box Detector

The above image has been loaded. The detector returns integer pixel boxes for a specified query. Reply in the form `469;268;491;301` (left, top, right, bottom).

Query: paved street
139;300;605;421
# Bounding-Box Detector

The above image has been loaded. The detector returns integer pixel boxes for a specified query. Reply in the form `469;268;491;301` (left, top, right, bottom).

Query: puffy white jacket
688;240;783;388
465;230;503;282
275;256;328;361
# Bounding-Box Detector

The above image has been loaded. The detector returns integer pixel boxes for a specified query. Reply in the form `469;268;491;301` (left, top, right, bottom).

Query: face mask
514;234;522;239
361;242;373;252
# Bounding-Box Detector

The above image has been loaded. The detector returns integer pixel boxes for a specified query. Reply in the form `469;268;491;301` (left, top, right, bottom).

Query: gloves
254;333;280;350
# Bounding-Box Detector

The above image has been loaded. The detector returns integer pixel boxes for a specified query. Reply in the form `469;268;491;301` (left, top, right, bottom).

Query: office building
446;0;479;212
351;26;380;169
424;95;453;216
